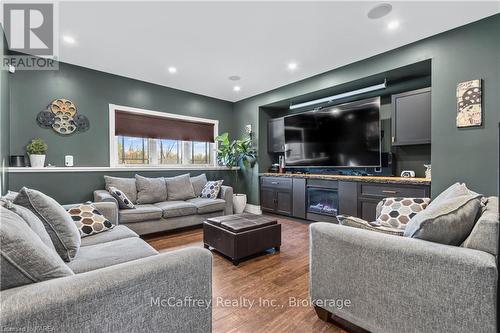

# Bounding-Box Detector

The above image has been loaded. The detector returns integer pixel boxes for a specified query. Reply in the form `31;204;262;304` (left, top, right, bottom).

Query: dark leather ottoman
203;213;281;265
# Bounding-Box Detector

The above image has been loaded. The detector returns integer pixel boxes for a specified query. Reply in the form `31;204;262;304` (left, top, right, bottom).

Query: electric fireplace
307;186;339;217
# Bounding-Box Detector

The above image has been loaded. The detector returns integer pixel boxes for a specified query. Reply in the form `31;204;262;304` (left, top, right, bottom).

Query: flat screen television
284;96;381;168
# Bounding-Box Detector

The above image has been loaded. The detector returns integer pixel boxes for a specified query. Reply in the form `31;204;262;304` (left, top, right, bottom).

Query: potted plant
26;138;48;168
215;132;256;214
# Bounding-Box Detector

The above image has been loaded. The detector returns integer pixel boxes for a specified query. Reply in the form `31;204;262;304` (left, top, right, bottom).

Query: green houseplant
26;138;48;168
215;132;256;213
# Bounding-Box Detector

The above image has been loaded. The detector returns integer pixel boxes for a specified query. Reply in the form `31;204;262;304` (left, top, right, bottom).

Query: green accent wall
234;14;500;204
7;59;235;203
1;27;10;195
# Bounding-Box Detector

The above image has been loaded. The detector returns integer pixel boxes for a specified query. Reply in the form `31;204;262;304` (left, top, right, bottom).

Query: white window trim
109;104;219;168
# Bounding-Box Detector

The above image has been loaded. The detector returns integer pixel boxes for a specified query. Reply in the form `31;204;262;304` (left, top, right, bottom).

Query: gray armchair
310;197;498;333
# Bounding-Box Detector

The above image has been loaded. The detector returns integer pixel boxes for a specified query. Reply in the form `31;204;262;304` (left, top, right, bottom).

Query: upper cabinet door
268;117;285;153
391;88;431;146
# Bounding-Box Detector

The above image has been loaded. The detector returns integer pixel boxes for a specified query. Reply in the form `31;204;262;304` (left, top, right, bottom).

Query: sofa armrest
93;189;118;206
310;223;497;333
62;201;119;225
0;248;212;333
219;185;233;215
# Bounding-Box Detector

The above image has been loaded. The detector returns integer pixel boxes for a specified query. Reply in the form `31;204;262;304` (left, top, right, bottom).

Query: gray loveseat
94;174;233;235
1;201;212;332
310;196;498;333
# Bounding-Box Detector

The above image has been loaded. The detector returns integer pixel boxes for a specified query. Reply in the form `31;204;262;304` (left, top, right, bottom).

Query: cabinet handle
382;190;398;194
271;181;279;185
391;136;395;144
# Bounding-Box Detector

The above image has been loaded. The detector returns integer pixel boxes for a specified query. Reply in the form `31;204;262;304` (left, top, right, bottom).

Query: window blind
115;111;215;142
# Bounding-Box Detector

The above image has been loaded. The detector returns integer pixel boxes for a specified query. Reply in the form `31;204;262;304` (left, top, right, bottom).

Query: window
110;105;218;167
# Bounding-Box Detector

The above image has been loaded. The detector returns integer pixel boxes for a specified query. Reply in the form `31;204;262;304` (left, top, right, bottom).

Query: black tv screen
284;97;381;168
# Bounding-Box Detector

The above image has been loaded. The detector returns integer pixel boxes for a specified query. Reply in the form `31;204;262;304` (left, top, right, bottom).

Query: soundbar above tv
284;96;381;168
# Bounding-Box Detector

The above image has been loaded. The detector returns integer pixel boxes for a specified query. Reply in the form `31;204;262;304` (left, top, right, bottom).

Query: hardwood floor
144;216;347;333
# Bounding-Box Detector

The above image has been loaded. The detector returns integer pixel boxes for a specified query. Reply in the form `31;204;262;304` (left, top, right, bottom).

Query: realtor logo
4;3;54;55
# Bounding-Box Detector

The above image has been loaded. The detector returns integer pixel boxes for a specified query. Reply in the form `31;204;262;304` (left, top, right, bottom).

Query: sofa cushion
109;186;135;209
135;174;167;204
14;187;81;262
119;204;162;223
165;174;196;201
104;175;137;204
186;198;226;214
4;202;56;251
404;183;483;245
154;201;198;218
81;225;139;246
68;204;114;238
191;173;208;197
67;237;158;273
376;197;430;230
461;197;498;256
337;215;405;236
0;206;74;290
200;180;223;199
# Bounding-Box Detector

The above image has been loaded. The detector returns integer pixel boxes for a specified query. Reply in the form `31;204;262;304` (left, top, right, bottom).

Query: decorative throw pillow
0;206;74;290
191;173;208;197
200;180;223;199
403;183;483;245
165;174;196;201
337;215;404;236
13;187;81;262
377;197;431;230
68;204;114;238
109;186;135;209
135;175;167;204
104;176;137;204
4;201;56;251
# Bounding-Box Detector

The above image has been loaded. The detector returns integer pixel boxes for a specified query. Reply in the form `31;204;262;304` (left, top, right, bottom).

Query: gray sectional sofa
310;195;499;333
1;199;212;332
94;173;233;235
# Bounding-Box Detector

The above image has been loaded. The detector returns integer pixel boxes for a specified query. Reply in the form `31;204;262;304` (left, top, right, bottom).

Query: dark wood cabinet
268;117;285;153
357;183;431;221
292;178;306;219
392;87;431;146
260;177;292;216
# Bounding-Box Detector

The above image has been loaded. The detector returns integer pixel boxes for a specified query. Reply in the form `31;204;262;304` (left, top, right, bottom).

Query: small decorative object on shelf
400;170;416;178
456;79;482;128
424;164;431;179
36;98;90;135
9;155;25;167
26;138;48;168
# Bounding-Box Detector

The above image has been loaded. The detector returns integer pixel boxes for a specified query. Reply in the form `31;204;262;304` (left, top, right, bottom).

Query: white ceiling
54;1;499;102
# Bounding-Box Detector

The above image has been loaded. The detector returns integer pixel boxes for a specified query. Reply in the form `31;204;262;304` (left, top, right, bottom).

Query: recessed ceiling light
233;86;241;92
62;35;76;45
367;3;392;19
287;62;298;71
387;20;400;30
228;75;241;81
168;66;177;74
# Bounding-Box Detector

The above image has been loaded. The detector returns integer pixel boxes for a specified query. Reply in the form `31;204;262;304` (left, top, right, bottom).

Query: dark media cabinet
260;174;430;222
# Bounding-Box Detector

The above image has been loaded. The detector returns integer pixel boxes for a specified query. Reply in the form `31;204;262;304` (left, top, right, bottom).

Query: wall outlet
245;124;252;134
65;155;74;167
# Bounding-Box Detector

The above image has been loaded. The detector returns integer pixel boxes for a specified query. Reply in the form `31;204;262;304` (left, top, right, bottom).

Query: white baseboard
244;204;262;215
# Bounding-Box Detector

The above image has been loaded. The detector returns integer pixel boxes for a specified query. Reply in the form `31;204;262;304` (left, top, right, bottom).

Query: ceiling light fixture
289;81;387;110
233;86;241;92
287;62;298;71
168;66;177;74
367;3;393;19
387;20;400;30
62;35;76;45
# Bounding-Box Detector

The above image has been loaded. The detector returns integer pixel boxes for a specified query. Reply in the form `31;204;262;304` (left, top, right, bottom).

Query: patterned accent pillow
108;186;135;209
200;180;223;199
376;197;431;230
68;204;114;238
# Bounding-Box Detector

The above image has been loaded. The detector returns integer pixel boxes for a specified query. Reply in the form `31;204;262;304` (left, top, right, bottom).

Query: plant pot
233;194;247;214
29;154;46;168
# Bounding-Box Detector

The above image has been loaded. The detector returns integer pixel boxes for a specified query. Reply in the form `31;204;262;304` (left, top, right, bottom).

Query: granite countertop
259;173;431;185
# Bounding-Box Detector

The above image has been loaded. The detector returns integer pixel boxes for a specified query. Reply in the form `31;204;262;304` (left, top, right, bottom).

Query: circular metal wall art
37;98;90;135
